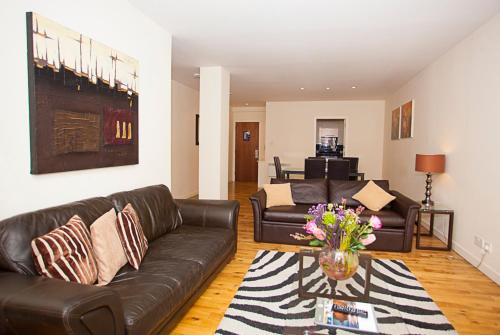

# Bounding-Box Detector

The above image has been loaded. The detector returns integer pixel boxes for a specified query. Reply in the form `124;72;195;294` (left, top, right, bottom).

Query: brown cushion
359;210;405;228
352;180;396;211
31;215;98;285
263;183;295;208
329;180;390;207
263;205;311;223
116;204;149;270
90;208;128;286
271;178;328;204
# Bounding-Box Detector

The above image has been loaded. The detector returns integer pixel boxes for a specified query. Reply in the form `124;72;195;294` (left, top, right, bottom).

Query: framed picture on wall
400;100;414;138
391;107;401;140
195;114;199;145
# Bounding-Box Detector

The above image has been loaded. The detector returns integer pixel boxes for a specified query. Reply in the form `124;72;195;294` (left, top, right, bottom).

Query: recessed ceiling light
300;87;305;90
351;85;357;89
325;87;331;90
244;103;249;106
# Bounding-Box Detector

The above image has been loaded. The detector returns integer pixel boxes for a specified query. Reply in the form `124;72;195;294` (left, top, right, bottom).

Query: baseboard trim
175;191;199;199
420;219;500;284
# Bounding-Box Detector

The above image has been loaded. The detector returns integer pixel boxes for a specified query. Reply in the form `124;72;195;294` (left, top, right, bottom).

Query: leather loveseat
0;184;239;335
250;179;419;252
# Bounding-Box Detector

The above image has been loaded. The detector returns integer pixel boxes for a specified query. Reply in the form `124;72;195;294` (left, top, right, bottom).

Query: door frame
231;112;265;181
234;121;260;182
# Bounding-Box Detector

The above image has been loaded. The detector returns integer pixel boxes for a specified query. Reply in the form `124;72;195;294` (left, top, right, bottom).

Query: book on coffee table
314;298;378;333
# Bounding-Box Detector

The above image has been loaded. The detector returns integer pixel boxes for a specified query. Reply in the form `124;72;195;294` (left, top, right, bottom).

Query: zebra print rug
216;250;456;335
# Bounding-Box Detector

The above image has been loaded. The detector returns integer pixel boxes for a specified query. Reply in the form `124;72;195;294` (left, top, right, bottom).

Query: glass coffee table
283;249;410;335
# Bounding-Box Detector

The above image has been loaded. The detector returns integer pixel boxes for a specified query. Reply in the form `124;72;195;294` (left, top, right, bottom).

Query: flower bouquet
291;200;382;280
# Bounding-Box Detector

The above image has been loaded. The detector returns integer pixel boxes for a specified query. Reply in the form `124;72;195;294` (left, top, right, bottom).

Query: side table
416;206;454;251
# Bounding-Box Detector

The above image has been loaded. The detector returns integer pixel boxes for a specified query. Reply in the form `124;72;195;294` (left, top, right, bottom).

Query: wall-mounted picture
243;131;251;141
26;12;139;174
391;107;401;140
195;114;199;145
400;100;414;138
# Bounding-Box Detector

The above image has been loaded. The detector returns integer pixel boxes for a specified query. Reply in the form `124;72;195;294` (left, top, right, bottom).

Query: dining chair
273;156;285;179
344;157;359;180
305;158;326;179
327;159;350;180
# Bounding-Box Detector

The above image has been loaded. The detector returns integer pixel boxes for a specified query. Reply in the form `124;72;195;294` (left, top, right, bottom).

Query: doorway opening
315;119;345;157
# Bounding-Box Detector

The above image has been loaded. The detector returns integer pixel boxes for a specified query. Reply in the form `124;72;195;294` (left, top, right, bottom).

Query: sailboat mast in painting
26;12;139;174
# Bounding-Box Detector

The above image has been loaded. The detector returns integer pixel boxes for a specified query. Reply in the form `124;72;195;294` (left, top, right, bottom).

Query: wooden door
235;122;259;182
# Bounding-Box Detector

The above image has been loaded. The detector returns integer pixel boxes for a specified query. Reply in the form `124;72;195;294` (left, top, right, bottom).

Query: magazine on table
314;298;378;333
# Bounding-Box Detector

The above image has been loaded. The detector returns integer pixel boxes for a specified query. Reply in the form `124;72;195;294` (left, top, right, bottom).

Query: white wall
228;106;266;182
383;12;500;284
198;66;230;200
171;80;199;198
0;1;172;219
265;100;385;181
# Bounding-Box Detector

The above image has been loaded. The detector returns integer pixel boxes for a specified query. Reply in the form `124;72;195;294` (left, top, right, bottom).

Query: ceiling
130;0;500;106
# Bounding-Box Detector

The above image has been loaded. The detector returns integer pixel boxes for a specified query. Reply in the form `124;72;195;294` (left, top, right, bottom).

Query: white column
198;66;230;200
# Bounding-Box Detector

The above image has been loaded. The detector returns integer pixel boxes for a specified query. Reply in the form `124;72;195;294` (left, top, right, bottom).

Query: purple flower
360;233;376;246
369;215;383;230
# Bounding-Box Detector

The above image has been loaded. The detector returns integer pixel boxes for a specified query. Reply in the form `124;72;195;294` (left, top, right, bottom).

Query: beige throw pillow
352;180;396;211
91;208;128;286
263;183;295;208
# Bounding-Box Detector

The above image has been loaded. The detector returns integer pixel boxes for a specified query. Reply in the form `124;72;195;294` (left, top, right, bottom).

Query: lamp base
422;199;434;207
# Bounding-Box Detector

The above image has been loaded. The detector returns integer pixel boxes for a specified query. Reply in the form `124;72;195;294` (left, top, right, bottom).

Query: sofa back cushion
271;179;328;204
0;197;113;275
329;180;390;207
107;185;182;242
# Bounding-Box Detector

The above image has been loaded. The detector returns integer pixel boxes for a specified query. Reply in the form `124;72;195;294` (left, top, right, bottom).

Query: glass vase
318;247;359;281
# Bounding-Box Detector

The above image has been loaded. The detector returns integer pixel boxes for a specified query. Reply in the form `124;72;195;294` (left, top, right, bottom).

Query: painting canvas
26;12;139;174
391;107;401;140
400;100;414;138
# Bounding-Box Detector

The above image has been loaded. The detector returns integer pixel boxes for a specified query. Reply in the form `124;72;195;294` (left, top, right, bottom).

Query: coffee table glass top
283;249;409;334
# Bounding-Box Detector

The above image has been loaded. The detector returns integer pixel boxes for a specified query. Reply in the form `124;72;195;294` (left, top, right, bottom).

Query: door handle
255;149;259;160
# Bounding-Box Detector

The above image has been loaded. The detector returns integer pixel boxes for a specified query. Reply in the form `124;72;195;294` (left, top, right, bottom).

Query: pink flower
361;233;376;246
312;228;326;241
305;220;317;234
369;215;382;230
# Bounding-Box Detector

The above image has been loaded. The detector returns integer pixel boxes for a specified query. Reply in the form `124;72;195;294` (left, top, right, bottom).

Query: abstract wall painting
400;100;414;139
391;107;401;140
26;12;139;174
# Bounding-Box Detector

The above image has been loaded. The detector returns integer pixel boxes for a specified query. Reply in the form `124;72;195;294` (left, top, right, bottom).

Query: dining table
282;166;365;180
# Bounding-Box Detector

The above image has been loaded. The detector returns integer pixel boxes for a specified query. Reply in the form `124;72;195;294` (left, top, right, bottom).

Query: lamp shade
415;154;445;173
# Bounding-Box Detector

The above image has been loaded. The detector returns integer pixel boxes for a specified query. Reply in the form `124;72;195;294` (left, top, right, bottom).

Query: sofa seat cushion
108;225;234;335
263;205;311;223
359;210;405;228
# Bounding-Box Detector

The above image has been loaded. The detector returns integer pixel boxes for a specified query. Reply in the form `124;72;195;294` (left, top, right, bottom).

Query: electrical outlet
483;241;492;253
474;235;484;248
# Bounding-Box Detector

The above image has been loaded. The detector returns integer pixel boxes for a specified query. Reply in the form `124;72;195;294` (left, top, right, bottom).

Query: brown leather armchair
250;179;419;252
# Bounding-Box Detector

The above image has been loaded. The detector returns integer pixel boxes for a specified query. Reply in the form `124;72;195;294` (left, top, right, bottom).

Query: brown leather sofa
250;179;419;252
0;185;239;335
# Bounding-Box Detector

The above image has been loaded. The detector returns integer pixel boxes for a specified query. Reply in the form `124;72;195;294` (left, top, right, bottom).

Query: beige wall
265;100;385;181
171;80;199;199
0;0;172;219
229;107;266;182
383;12;500;284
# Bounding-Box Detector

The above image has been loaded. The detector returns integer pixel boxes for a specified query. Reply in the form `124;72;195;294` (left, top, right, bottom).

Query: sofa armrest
175;199;239;233
249;189;267;242
390;190;421;252
0;272;124;335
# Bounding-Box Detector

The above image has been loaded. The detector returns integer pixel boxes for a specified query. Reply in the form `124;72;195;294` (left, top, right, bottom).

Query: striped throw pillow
116;204;148;270
31;215;98;285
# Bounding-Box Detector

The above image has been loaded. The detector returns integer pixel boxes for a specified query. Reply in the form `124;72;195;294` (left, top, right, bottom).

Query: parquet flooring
169;182;500;335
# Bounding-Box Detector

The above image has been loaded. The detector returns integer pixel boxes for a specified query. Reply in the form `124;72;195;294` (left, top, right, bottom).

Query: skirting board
420;219;500;285
175;191;199;200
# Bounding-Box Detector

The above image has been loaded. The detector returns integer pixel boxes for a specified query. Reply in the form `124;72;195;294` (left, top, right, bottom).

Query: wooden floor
170;182;500;335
